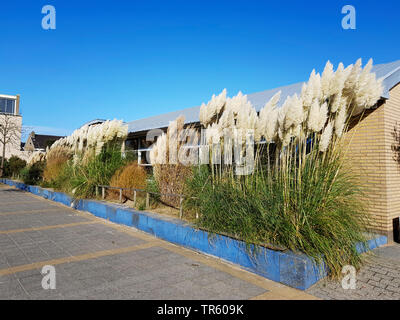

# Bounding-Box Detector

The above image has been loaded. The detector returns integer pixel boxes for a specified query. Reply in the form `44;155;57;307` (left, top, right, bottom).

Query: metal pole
133;190;137;207
119;188;123;203
102;187;105;200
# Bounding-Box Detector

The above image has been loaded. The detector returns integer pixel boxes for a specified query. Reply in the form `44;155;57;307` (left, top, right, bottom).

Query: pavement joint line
0;182;317;299
0;241;157;276
0;220;100;235
92;218;318;300
157;241;319;300
0;208;72;216
51;202;317;300
0;200;50;205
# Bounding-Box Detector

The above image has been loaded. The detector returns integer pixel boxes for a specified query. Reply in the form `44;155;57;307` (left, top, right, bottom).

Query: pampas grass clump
27;151;46;166
43;146;71;184
150;116;194;207
46;119;128;165
108;161;147;201
183;58;383;278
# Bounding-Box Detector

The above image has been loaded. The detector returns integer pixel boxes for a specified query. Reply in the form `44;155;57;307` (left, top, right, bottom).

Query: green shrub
63;145;131;198
0;157;10;177
146;175;160;203
7;156;27;178
138;200;146;211
20;162;45;185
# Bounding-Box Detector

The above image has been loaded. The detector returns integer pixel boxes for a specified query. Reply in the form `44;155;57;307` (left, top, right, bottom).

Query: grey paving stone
307;244;400;300
0;187;271;300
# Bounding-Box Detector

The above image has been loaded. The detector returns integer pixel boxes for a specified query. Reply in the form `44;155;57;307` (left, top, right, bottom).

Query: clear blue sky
0;0;399;138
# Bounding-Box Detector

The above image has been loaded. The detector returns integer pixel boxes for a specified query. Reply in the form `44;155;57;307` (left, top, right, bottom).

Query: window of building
0;98;16;114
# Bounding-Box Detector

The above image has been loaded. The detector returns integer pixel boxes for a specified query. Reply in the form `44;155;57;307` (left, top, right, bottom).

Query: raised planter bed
0;178;387;290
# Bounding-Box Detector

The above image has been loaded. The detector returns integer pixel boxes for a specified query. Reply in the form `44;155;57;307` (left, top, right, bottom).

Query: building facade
123;59;400;241
345;82;400;241
24;131;65;152
0;94;28;160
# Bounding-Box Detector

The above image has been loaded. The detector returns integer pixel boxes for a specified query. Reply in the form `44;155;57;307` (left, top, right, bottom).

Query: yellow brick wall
383;83;400;236
345;83;400;240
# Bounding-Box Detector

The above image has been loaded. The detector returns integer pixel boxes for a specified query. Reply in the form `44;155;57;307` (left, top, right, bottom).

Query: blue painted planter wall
0;179;387;290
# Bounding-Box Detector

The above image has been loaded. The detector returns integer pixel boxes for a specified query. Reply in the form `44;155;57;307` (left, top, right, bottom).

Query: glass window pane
0;99;5;113
5;99;15;114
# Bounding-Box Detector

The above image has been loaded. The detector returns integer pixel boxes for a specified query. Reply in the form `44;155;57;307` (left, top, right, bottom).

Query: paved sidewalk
0;184;314;300
307;244;400;300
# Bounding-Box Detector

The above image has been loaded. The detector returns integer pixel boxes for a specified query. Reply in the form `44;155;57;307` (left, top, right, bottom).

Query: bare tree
0;113;22;176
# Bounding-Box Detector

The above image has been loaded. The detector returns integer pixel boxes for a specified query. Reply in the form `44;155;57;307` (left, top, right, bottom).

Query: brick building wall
345;83;400;241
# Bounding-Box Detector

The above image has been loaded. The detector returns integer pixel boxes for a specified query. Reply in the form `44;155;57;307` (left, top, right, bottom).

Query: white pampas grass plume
321;61;334;98
311;71;322;101
319;121;333;152
301;70;322;106
199;103;207;126
257;91;281;142
117;122;128;139
219;109;234;129
330;93;343;113
317;102;328;132
200;89;227;126
365;76;383;107
307;100;321;132
213;88;227;115
265;108;279;142
354;59;383;110
281;127;293;147
150;133;167;164
27;151;46;166
44;119;128;163
268;90;282;107
95;141;104;155
225;91;249;116
283;94;303;130
223;91;259;140
292;124;302;139
149;144;158;164
335;106;347;138
195;57;383;156
330;63;347;97
156;134;167;164
236;102;257;130
206;123;222;145
167;115;185;164
343;58;362;98
301;82;314;108
277;100;288;129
